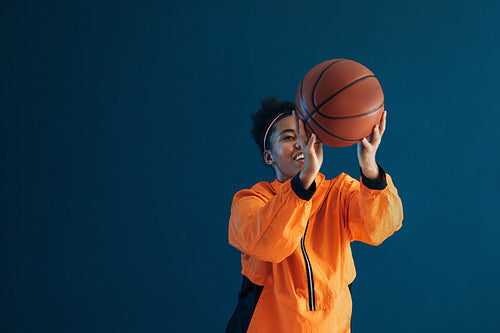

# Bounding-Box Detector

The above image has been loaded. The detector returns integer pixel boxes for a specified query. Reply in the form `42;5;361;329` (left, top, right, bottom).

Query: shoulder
232;180;275;202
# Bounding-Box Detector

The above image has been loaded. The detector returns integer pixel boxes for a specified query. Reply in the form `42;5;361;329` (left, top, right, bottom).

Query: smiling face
263;115;304;182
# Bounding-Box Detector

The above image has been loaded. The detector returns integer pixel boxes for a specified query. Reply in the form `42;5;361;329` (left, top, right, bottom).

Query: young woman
226;97;403;332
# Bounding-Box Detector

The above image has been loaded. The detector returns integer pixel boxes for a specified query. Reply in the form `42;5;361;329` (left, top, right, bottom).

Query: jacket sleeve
344;166;403;245
228;174;315;263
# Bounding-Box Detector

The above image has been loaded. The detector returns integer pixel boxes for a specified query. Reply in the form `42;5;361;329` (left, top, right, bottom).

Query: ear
263;150;274;165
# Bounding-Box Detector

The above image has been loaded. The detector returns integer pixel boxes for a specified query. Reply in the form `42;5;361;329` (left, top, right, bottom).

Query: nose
294;142;301;149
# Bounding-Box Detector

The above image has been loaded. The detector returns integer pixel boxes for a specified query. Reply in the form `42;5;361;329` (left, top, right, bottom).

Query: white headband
263;112;285;150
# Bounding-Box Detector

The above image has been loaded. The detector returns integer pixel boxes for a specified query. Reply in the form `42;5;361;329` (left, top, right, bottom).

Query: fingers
307;132;316;147
365;110;386;146
314;134;323;155
379;110;387;136
360;137;370;149
361;126;378;148
372;124;381;143
307;133;323;156
299;118;307;143
293;111;308;146
293;110;300;136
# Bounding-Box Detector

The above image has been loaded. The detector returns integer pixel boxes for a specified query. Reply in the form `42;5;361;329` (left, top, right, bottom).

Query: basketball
295;59;385;147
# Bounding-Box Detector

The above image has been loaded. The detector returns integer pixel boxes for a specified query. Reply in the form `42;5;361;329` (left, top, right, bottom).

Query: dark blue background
2;0;499;332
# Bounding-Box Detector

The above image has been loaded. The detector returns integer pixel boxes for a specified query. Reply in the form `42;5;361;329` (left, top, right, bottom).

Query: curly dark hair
251;97;296;156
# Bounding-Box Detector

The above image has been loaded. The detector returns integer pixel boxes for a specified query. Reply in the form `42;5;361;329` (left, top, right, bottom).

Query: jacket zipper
301;221;316;311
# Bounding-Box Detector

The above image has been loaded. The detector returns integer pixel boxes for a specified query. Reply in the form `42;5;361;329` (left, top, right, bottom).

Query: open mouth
294;153;304;161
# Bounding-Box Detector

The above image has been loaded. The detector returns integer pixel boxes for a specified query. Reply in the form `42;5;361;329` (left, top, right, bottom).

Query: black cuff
360;164;387;190
291;172;316;201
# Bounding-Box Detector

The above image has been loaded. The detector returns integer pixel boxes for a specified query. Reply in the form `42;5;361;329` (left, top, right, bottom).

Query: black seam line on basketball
304;74;376;124
315;101;384;120
311;59;346;111
304;59;346;124
308;112;360;142
315;74;376;111
300;60;345;123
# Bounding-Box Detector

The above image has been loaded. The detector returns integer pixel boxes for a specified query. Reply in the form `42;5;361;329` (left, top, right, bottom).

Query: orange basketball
295;59;384;147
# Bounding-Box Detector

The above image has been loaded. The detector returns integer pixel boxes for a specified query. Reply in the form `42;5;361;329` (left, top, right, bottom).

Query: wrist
361;162;379;180
299;170;316;190
292;172;316;200
360;164;387;189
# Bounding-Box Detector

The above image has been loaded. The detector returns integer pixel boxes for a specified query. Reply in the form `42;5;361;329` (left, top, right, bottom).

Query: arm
345;166;403;245
347;110;403;244
228;174;315;263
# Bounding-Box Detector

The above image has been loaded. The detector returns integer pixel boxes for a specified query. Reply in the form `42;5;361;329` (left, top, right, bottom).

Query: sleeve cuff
291;172;316;201
360;164;387;190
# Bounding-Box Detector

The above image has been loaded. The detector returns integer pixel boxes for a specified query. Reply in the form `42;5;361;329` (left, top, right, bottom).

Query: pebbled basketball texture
295;59;385;147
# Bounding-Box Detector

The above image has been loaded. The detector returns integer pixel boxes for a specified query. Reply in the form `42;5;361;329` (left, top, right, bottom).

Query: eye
284;135;295;140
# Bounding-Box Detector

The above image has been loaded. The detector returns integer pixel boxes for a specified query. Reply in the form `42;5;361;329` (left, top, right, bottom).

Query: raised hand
293;111;323;189
357;110;387;180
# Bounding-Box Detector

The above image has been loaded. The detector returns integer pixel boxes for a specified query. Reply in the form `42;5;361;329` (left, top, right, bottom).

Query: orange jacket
227;168;403;332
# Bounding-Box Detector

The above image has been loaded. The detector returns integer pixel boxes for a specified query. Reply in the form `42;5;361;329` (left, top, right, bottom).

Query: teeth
295;153;304;160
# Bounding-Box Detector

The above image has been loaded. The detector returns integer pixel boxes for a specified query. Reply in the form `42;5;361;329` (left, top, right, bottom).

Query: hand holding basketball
293;111;323;190
357;110;387;180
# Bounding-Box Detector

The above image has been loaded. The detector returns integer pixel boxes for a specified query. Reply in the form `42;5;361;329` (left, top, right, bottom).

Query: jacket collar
268;172;326;194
